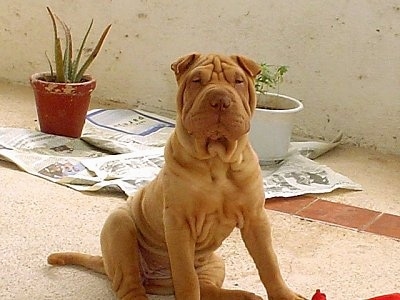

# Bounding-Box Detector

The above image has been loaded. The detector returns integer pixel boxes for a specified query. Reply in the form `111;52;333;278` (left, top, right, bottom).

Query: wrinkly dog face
171;53;260;160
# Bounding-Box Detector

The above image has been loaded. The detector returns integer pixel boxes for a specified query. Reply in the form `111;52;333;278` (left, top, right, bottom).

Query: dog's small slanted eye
192;78;201;83
235;78;244;84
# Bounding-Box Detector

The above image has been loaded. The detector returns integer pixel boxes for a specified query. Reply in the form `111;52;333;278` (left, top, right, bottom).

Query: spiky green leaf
45;7;111;83
45;51;54;78
47;7;65;82
55;14;73;82
75;24;112;82
71;19;93;82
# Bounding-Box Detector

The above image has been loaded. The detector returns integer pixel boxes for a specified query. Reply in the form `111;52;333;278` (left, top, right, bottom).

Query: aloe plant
45;7;111;83
255;63;288;94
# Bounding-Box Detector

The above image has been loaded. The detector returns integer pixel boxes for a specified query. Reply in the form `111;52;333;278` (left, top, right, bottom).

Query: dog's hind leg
197;253;263;300
100;207;148;300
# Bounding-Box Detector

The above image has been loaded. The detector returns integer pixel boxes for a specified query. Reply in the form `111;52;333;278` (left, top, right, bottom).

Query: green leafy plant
255;63;288;94
45;6;112;83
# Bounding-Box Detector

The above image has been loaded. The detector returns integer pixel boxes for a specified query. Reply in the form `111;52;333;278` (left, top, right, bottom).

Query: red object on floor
312;289;326;300
368;294;400;300
310;290;400;300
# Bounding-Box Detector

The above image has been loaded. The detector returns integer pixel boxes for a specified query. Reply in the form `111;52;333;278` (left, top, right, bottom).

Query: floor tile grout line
293;197;320;215
358;212;384;232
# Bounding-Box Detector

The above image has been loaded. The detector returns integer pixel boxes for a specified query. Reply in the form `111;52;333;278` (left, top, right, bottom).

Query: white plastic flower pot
249;93;303;164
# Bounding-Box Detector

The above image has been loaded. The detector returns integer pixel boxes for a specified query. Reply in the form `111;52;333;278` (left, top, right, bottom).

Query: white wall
1;0;399;154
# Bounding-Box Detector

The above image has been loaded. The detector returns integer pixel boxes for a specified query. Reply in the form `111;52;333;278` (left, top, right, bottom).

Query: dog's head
171;53;260;161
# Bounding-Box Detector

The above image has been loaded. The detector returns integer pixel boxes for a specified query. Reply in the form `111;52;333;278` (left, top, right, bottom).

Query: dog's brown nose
209;94;231;111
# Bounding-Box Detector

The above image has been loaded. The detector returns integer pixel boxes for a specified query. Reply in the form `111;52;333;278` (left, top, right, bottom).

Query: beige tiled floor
1;81;399;299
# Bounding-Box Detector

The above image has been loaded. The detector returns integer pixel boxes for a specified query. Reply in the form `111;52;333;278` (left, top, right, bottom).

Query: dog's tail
47;252;106;275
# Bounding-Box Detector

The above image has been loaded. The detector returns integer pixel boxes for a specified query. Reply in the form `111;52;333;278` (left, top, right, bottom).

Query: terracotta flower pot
30;72;96;138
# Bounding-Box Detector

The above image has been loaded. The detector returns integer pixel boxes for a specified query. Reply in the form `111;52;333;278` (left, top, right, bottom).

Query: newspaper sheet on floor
0;109;362;198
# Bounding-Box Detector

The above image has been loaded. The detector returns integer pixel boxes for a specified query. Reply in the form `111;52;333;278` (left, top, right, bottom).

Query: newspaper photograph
0;109;362;198
0;128;108;186
261;154;361;198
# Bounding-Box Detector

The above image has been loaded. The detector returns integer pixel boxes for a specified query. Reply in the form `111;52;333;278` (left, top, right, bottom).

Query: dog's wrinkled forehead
210;55;238;81
191;55;243;84
208;55;232;76
171;53;260;84
211;55;223;72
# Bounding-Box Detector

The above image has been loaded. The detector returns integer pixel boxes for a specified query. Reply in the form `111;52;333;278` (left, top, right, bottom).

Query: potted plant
249;63;304;163
30;7;111;138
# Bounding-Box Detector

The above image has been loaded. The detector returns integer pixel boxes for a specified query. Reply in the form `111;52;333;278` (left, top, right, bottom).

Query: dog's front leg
164;210;200;300
241;210;305;300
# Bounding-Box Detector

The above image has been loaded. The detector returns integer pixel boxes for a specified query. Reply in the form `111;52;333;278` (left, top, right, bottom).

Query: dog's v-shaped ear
171;53;201;81
232;55;261;78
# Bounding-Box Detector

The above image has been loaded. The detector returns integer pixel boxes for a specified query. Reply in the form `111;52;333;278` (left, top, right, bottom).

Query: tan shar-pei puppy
48;53;306;300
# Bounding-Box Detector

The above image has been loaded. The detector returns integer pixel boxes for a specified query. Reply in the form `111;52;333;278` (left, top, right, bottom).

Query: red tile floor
265;196;400;240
